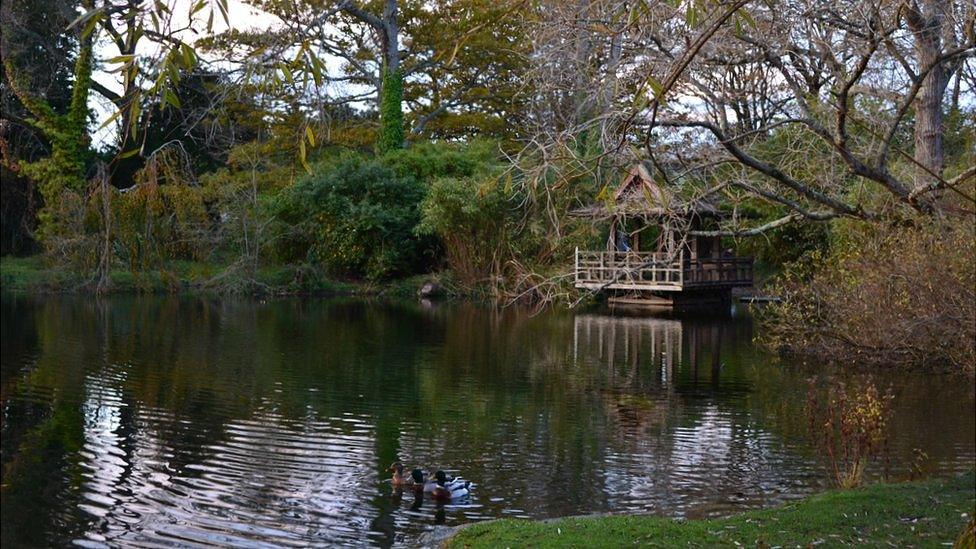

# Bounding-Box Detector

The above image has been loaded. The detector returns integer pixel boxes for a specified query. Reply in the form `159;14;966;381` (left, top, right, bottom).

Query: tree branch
337;0;386;32
654;118;864;218
91;80;122;103
688;212;831;237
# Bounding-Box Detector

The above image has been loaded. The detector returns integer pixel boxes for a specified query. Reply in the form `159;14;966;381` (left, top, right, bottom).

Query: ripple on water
1;297;972;548
65;407;389;547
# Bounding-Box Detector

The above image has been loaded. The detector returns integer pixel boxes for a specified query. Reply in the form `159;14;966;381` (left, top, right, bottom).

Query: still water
1;295;973;547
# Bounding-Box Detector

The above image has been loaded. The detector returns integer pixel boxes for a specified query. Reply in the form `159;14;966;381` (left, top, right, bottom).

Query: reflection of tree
2;298;92;546
1;394;88;546
0;295;39;394
1;297;973;545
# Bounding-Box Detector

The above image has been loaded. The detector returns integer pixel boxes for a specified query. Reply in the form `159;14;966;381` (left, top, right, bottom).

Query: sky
90;0;274;148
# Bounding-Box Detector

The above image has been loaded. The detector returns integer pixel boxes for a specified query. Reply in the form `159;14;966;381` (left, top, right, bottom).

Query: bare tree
520;0;976;238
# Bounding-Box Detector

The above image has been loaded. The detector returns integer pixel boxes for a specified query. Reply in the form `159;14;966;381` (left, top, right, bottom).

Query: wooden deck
574;249;753;292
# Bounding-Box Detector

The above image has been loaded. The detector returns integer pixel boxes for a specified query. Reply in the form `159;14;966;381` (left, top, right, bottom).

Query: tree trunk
907;0;950;192
382;0;399;74
339;0;404;152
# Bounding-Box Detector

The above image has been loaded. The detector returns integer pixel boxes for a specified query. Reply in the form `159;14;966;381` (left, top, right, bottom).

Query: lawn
448;472;975;548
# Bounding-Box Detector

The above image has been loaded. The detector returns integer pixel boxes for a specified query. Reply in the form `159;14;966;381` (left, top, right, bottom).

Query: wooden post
573;315;579;363
575;247;579;285
679;249;684;288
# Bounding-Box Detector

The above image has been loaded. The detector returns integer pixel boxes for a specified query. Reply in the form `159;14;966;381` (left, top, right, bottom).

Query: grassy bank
448;473;975;548
0;255;444;298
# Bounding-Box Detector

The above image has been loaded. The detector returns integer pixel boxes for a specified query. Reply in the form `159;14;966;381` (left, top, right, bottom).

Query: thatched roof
571;162;721;219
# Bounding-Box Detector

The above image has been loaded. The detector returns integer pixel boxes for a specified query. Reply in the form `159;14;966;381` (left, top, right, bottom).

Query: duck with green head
410;468;436;493
431;470;470;501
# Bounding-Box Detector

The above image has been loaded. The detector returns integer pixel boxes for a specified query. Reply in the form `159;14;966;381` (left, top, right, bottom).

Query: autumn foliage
761;218;976;373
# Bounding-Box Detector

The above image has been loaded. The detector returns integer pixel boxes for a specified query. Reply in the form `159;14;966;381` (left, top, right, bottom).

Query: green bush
418;172;512;287
381;140;497;181
275;157;433;280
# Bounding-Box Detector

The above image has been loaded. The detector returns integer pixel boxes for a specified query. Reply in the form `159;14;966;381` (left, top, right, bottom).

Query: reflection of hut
573;313;682;385
574;314;674;432
573;163;753;308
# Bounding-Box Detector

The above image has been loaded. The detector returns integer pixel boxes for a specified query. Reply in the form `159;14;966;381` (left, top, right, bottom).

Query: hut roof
571;162;721;219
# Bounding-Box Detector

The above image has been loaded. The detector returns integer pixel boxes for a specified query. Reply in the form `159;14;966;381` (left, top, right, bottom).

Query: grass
0;255;77;292
0;255;440;297
448;472;975;548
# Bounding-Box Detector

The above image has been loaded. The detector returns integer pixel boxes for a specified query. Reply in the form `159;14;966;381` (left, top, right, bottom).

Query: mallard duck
411;468;437;493
431;470;470;501
389;462;410;488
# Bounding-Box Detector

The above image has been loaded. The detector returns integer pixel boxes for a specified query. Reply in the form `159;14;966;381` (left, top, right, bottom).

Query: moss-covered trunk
377;68;404;154
376;0;403;153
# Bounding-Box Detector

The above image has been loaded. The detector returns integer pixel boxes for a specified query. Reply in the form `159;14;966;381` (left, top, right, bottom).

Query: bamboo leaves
85;0;225;158
66;5;104;34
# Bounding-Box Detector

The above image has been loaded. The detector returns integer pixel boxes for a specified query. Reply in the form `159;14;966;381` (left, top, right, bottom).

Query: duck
410;468;437;493
389;462;411;488
431;470;470;501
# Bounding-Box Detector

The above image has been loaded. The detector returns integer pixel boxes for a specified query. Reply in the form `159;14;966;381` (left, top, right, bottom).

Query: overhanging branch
688;212;827;237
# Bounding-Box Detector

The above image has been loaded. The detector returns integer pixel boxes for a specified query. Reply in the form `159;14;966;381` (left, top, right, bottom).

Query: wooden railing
681;256;753;286
575;250;684;291
575;249;753;291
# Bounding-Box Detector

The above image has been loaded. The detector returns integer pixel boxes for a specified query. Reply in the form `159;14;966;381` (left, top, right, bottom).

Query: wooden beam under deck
576;282;683;292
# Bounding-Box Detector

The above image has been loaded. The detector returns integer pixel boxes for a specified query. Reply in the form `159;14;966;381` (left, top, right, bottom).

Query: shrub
806;376;893;488
275;157;432;280
112;148;214;271
381;140;497;181
418;172;512;287
42;187;99;272
758;217;976;373
198;141;303;271
113;180;212;269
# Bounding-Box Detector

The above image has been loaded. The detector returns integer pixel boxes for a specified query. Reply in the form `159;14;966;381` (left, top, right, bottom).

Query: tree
520;0;976;238
1;0;94;236
82;0;229;184
327;0;405;152
221;0;527;153
403;0;530;141
902;0;969;189
1;0;232;252
0;0;80;253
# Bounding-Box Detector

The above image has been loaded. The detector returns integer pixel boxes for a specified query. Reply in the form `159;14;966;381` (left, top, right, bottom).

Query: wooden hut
573;163;753;308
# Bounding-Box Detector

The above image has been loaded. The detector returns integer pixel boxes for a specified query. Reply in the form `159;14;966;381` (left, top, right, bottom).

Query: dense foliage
418;168;512;287
759;217;976;372
377;69;405;154
276;157;430;280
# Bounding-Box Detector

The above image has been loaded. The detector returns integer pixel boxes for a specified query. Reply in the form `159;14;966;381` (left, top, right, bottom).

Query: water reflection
1;296;973;547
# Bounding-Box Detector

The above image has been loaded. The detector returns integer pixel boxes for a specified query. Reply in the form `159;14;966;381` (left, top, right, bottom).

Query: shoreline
441;472;975;548
0;255;455;299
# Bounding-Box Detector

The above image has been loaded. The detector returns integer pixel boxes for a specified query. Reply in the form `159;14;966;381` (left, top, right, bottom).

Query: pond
1;295;973;547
